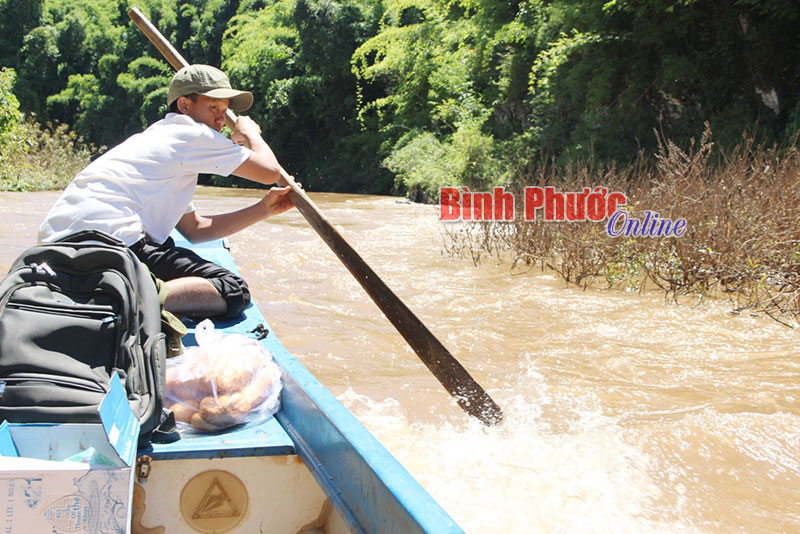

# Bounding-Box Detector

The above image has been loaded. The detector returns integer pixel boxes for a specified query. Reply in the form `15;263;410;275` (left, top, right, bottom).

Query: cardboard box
0;372;139;533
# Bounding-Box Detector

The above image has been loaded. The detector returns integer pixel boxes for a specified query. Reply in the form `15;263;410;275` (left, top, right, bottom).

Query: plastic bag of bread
165;319;282;433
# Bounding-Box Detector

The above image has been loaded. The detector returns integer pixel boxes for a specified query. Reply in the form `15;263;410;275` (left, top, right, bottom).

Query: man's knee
209;274;251;319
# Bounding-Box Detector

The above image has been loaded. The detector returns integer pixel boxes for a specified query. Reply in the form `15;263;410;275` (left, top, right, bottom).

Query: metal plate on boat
180;470;248;533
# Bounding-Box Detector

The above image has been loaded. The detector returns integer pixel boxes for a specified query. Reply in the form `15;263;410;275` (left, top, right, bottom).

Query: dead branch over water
444;129;800;327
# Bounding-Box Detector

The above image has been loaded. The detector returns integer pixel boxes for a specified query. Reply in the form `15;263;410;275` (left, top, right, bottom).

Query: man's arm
229;116;283;185
176;185;294;243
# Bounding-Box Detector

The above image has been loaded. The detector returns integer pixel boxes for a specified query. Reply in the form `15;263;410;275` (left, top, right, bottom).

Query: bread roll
169;402;197;424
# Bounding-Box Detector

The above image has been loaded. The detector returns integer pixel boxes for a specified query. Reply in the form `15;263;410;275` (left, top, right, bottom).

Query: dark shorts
130;236;251;319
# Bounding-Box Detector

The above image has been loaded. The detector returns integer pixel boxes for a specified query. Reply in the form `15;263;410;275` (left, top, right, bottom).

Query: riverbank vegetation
444;129;800;326
0;68;93;191
0;0;797;194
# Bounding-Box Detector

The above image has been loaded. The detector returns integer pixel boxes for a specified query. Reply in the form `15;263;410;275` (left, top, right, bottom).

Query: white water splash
340;362;702;534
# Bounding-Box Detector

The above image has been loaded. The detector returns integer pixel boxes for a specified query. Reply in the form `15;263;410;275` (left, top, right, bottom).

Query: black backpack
0;230;173;443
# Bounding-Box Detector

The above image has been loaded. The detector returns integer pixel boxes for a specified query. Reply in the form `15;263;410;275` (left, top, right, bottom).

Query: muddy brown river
0;187;797;533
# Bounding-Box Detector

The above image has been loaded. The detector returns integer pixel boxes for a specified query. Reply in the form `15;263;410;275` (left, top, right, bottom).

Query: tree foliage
222;0;388;191
1;67;93;192
1;0;797;195
354;0;800;196
0;68;22;135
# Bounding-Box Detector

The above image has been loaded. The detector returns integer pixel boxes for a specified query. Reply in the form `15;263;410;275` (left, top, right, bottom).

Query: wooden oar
128;7;503;425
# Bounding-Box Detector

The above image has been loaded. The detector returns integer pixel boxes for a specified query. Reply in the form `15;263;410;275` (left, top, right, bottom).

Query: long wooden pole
128;7;503;425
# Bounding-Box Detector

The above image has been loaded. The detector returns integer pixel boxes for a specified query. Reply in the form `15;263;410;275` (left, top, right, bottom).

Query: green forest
0;0;798;196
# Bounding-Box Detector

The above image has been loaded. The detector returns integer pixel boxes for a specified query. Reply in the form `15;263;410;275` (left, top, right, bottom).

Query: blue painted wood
141;416;294;460
143;234;465;534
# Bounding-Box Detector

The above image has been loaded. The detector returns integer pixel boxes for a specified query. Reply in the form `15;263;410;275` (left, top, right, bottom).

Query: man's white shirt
39;113;251;246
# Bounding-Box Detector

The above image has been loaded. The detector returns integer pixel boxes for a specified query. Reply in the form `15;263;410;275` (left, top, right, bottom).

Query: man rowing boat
39;64;296;319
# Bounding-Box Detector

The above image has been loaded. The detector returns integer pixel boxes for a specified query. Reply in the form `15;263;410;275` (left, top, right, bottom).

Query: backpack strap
142;408;180;445
150;273;187;357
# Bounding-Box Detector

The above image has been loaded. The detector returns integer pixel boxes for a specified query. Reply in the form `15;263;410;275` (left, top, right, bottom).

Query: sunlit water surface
1;188;797;533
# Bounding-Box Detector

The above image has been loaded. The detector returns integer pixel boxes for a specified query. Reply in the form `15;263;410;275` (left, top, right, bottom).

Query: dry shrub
444;126;800;326
0;120;96;192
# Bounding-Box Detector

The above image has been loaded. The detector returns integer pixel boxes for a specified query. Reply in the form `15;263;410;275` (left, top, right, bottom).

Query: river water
1;188;797;533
